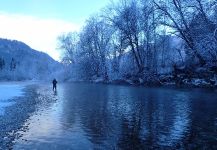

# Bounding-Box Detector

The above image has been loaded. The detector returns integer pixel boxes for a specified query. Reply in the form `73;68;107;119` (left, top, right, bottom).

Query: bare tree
154;0;206;65
78;17;113;79
108;0;144;73
57;32;79;64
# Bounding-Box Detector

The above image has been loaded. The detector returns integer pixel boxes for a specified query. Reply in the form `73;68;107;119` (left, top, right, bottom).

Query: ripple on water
11;83;217;149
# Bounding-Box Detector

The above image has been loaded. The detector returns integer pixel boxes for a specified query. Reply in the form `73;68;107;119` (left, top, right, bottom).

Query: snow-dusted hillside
0;38;62;81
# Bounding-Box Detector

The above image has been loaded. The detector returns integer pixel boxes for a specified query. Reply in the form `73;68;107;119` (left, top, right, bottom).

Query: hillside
0;38;62;81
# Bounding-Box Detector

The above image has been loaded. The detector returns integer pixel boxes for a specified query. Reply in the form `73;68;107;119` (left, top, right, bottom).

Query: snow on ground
0;82;31;115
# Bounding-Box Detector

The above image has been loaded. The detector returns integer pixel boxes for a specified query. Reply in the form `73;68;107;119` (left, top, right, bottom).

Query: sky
0;0;114;60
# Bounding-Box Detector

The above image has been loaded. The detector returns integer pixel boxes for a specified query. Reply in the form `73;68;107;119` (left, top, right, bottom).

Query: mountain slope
0;38;62;80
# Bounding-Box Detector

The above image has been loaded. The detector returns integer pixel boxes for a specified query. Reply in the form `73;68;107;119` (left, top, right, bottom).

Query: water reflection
158;92;191;147
13;83;217;149
53;90;58;96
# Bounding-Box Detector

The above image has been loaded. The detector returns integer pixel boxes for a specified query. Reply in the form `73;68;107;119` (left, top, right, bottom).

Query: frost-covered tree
108;0;144;73
154;0;205;66
78;17;113;80
57;0;217;83
57;32;79;64
0;58;5;70
10;58;16;71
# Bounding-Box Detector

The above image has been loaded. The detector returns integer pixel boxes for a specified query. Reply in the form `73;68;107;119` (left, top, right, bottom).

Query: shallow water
0;83;24;115
13;83;217;149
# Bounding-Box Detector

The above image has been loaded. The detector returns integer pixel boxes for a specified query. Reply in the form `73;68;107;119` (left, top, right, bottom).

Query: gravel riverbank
0;84;56;149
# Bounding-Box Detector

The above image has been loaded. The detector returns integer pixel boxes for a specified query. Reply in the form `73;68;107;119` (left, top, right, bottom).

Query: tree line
58;0;217;82
0;57;16;71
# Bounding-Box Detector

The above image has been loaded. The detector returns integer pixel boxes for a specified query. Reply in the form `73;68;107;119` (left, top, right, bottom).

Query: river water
10;83;217;149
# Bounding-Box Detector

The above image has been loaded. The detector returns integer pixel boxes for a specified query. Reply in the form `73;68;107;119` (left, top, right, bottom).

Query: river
1;82;217;149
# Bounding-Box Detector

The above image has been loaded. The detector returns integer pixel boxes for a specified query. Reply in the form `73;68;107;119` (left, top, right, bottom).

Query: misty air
0;0;217;149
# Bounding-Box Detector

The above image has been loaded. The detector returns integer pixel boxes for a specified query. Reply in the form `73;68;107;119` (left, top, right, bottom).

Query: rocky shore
91;66;217;88
0;84;56;149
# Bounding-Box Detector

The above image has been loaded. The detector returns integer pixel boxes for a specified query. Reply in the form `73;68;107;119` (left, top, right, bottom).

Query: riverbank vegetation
58;0;217;87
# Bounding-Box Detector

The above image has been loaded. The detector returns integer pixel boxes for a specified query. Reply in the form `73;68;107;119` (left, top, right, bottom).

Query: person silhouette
52;78;57;91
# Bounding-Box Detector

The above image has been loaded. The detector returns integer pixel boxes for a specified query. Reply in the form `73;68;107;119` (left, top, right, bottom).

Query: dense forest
58;0;217;87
